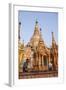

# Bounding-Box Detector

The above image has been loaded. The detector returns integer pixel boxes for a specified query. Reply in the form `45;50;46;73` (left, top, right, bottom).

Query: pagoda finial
35;18;38;24
52;32;56;48
40;28;42;37
35;18;39;28
52;32;55;42
19;22;21;25
34;19;39;35
40;28;42;31
18;22;21;40
39;28;43;42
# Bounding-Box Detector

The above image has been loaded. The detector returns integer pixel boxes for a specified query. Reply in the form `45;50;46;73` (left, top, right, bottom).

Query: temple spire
34;19;40;35
40;28;43;41
52;32;56;48
35;18;38;25
35;18;39;28
52;32;55;41
18;22;21;40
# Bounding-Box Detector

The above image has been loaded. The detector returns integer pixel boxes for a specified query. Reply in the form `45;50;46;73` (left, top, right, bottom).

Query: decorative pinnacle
52;32;53;34
40;28;42;31
18;22;21;40
35;18;38;24
52;32;54;38
52;32;55;42
19;22;21;25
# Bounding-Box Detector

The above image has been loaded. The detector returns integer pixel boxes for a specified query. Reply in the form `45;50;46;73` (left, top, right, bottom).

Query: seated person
48;62;52;71
23;59;29;72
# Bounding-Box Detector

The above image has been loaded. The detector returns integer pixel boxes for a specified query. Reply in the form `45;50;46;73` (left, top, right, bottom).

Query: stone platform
19;70;58;79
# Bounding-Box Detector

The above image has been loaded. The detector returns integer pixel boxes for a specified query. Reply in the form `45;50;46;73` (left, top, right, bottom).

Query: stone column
36;53;38;70
39;54;41;70
54;55;57;70
30;52;33;69
48;52;50;64
43;56;44;70
41;56;44;70
40;55;42;70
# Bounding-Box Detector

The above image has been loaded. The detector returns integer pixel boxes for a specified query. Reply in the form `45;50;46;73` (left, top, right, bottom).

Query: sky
18;11;58;47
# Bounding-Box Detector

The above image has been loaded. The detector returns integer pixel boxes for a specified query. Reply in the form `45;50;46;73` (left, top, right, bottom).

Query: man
48;62;52;71
23;59;29;72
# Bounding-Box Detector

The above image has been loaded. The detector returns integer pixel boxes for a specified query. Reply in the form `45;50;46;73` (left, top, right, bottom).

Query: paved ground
19;70;58;79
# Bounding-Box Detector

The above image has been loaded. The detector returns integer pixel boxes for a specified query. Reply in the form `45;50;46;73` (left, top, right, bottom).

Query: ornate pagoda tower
18;22;25;70
25;20;50;71
51;32;58;70
27;20;40;48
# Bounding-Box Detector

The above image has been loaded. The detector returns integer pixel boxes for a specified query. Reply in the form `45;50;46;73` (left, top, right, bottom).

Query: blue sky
18;11;58;47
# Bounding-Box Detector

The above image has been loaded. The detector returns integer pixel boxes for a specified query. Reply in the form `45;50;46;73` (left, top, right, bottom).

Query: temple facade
18;20;58;72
